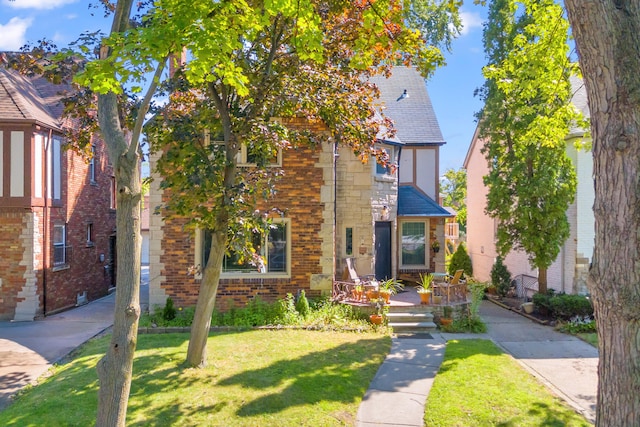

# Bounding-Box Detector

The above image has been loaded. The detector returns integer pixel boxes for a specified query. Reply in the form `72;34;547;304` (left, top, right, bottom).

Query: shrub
549;294;593;320
448;243;473;277
532;290;555;313
162;297;177;321
490;256;511;297
557;315;596;334
295;290;310;318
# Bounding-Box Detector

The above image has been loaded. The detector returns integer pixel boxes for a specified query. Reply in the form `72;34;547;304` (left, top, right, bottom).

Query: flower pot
419;292;431;305
379;290;391;304
369;314;383;325
522;302;534;314
366;290;379;300
439;318;453;326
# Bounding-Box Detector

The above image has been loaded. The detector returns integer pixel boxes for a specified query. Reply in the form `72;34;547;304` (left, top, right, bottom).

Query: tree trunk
563;2;640;426
186;213;228;367
537;267;547;294
95;92;142;426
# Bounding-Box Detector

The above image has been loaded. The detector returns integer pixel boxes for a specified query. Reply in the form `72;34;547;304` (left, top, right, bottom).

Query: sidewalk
0;266;149;411
356;299;598;426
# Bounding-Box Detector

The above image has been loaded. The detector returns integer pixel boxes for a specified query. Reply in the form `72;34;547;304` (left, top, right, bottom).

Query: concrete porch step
386;311;437;333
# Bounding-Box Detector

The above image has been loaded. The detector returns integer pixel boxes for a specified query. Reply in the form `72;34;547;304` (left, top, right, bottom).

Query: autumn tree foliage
477;0;585;293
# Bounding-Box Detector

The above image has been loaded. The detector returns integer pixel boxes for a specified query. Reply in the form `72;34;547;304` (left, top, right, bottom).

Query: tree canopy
477;0;586;292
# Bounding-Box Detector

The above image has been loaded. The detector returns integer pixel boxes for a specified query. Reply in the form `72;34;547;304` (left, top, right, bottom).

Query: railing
445;222;459;240
514;274;538;299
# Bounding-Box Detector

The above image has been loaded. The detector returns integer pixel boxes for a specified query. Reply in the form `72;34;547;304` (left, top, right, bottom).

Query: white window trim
374;145;397;178
238;144;283;167
399;219;428;269
194;218;291;280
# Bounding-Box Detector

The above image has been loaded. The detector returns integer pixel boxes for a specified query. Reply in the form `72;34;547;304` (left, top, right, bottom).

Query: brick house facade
148;67;451;311
0;63;116;321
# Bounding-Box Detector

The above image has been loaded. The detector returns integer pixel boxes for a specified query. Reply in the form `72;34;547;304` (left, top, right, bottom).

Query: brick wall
151;119;331;311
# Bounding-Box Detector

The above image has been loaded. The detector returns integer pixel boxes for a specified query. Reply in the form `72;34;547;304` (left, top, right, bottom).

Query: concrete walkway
0;266;149;411
356;300;598;426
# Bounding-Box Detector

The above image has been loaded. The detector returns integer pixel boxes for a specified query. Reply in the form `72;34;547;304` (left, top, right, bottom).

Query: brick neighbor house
0;61;116;321
148;66;451;311
464;77;592;296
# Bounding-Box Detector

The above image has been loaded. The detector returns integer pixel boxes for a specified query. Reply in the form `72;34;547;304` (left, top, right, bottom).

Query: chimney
168;47;187;78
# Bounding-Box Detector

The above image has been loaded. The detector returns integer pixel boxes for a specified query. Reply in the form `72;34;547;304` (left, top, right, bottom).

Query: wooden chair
433;269;467;304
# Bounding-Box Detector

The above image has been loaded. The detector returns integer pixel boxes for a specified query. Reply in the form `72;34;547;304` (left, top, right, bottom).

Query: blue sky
0;0;488;173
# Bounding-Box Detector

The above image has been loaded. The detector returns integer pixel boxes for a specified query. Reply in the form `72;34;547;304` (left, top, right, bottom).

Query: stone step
388;321;438;333
386;311;437;333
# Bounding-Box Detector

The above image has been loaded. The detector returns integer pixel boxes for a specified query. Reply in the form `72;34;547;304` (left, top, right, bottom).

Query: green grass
424;339;591;427
577;333;598;347
0;330;390;427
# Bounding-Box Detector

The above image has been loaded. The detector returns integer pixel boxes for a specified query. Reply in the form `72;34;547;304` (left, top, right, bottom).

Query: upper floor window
375;146;396;176
110;176;116;209
47;137;62;201
86;223;94;247
89;145;96;183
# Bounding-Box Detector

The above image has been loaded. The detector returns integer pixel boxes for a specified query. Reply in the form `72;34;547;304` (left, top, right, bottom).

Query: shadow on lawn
217;337;386;418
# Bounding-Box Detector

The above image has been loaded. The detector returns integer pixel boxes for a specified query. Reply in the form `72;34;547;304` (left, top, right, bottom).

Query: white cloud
459;11;483;36
3;0;77;10
0;16;33;50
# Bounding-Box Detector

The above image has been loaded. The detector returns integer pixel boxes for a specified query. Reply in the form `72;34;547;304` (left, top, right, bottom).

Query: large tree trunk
563;2;640;426
95;95;142;426
186;213;228;367
537;267;547;295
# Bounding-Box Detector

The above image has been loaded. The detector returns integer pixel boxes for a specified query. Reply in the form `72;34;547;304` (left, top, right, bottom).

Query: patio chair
433;269;467;304
332;258;378;302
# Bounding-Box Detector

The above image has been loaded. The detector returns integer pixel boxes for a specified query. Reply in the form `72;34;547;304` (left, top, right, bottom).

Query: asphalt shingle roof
0;66;65;130
398;185;452;217
370;67;445;146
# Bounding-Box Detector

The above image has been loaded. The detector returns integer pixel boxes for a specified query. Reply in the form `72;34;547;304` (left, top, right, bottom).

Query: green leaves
478;0;584;273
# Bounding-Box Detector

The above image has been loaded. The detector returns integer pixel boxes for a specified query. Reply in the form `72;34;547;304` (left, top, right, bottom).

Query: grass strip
424;339;591;427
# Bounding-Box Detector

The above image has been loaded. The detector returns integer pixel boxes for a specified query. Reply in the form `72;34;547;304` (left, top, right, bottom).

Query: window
47;137;62;201
86;223;94;246
239;144;282;167
401;222;426;266
53;224;67;266
345;227;353;255
375;146;396;176
89;145;96;183
197;220;290;277
110;176;116;209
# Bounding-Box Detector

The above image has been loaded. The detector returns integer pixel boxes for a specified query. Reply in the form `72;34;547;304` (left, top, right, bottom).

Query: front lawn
425;339;591;426
0;330;390;426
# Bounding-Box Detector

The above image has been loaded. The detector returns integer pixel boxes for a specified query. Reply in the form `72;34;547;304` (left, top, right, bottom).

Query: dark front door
375;221;392;280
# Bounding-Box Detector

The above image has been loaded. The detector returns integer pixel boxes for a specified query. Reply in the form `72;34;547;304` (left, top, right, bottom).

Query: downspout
332;140;339;283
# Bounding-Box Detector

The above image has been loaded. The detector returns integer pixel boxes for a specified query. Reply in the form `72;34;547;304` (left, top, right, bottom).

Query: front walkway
356;298;598;426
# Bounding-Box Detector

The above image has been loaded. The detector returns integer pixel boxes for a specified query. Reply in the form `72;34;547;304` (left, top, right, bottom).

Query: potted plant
416;273;434;304
378;278;404;304
440;306;453;327
369;298;387;325
431;239;440;253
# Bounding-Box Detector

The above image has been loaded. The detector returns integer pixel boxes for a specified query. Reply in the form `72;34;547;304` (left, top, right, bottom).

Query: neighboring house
148;66;451;311
464;78;592;295
0;60;116;321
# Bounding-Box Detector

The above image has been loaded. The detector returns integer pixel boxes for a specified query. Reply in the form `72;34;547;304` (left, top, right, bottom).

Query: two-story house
464;77;592;296
148;66;451;311
0;61;116;321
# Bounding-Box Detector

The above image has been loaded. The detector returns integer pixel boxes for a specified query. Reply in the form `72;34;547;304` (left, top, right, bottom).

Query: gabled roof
370;66;445;146
0;65;66;130
398;185;453;217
